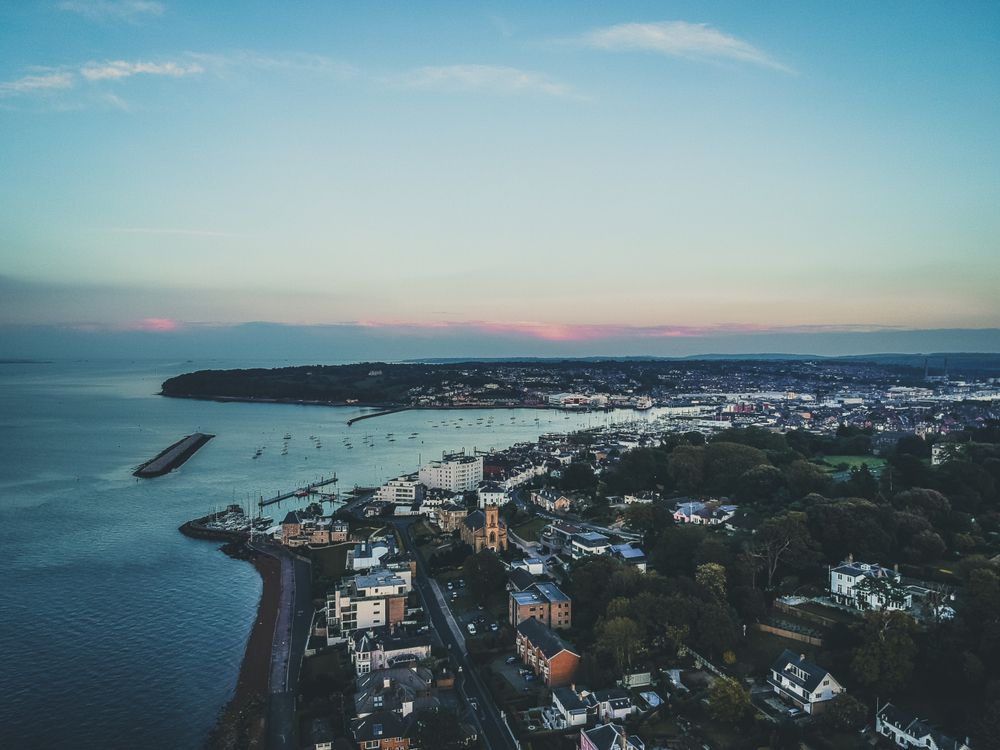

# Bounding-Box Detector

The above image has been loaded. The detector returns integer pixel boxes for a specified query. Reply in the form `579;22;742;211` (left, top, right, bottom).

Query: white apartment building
375;474;425;504
328;570;410;639
418;450;484;492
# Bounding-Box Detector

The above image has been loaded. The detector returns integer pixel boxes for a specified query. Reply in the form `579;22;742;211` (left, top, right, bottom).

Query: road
391;518;518;750
248;539;313;750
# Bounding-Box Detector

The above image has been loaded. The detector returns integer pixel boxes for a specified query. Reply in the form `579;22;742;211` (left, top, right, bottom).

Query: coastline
179;520;278;750
205;546;278;750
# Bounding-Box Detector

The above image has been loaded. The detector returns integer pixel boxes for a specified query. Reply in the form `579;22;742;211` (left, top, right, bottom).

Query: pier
258;475;339;508
346;407;409;426
134;432;214;478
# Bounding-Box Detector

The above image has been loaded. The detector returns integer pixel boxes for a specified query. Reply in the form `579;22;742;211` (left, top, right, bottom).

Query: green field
511;517;548;543
817;454;887;472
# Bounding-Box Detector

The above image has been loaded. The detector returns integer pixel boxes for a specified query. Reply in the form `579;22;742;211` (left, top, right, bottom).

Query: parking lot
490;653;542;697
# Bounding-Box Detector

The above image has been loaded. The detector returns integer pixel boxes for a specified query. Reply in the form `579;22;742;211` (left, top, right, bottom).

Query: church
461;504;508;553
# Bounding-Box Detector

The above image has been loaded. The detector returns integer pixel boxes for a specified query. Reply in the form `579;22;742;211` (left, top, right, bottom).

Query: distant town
188;356;1000;750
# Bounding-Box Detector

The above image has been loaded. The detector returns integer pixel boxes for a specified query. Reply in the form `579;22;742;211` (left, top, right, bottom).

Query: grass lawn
817;455;887;473
742;629;820;677
511;517;548;544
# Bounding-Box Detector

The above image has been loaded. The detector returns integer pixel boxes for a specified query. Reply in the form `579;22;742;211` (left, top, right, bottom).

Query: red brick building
515;618;580;688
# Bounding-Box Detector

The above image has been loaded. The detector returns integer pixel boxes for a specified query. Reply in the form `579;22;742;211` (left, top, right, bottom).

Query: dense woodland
537;424;1000;748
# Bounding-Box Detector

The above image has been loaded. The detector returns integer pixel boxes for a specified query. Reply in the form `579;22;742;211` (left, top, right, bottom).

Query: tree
703;441;769;495
696;562;727;601
749;512;819;589
707;677;750;724
737;464;787;504
668;445;705;493
817;693;868;731
561;461;597;492
596;616;643;671
784;460;832;498
412;708;469;750
850;610;918;694
462;550;506;603
854;575;907;611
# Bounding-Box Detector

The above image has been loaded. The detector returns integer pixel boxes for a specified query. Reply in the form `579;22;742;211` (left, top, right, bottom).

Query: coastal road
391;518;517;750
248;539;313;750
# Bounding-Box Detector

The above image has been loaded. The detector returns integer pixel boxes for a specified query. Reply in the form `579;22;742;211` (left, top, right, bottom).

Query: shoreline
205;545;279;750
180;521;279;750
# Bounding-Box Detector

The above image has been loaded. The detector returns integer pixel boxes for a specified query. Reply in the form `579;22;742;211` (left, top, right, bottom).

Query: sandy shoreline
205;546;280;750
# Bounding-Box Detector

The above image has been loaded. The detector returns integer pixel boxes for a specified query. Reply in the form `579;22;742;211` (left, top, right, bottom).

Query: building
830;559;912;611
348;537;397;571
875;703;970;750
579;724;644;750
549;687;588;728
672;500;737;525
511;557;545;576
348;627;433;676
329;571;409;639
349;709;414;750
532;489;571;513
610;543;647;572
477;481;507;508
434;503;468;533
509;581;572;629
418;450;484;492
515;618;580;687
767;650;844;715
353;666;437;719
583;688;635;723
460;504;508;553
279;510;350;547
376;474;426;505
541;521;584;552
570;531;611;560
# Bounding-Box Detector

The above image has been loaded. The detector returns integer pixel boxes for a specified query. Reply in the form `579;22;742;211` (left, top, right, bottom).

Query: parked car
490;623;499;632
467;623;477;635
523;674;535;681
505;656;518;664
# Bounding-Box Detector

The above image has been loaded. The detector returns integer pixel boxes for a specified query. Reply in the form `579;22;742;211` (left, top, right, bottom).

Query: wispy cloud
399;64;578;98
578;21;793;73
58;1;165;21
81;59;203;81
0;72;74;97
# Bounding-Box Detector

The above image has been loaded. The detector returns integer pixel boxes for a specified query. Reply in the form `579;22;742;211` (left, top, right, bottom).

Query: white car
467;623;477;635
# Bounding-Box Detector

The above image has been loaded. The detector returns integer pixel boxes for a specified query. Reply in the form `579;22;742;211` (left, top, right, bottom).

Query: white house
570;531;611;560
767;650;844;714
829;559;913;611
348;538;395;571
476;481;507;508
552;687;588;727
876;703;970;750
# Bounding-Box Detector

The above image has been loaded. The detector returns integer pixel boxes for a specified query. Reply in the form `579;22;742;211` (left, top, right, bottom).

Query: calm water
0;359;652;749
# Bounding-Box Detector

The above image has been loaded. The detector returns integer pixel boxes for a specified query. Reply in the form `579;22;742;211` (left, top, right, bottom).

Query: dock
134;432;215;478
258;475;339;508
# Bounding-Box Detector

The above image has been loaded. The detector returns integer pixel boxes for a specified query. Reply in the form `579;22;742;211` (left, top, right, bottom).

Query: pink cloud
133;317;181;332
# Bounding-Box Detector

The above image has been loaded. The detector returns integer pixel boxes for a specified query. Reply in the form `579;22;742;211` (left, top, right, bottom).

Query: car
477;604;485;610
505;656;518;664
523;674;535;681
518;668;531;676
447;581;454;590
490;623;499;632
467;623;477;635
476;615;486;624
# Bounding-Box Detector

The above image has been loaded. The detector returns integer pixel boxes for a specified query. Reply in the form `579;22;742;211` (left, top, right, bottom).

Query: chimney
847;552;854;564
383;676;391;689
800;654;806;662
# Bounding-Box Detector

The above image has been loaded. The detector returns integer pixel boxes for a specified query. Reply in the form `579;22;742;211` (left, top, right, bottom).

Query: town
205;355;1000;750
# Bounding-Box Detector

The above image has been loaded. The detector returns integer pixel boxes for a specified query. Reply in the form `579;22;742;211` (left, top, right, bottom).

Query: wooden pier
257;475;339;508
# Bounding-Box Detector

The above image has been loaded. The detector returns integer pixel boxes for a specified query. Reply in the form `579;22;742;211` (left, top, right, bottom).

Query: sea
0;359;657;749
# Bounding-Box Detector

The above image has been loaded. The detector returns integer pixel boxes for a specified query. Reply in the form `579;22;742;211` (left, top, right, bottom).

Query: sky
1;1;999;358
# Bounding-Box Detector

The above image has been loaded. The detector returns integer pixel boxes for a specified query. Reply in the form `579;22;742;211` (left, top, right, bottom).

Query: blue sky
1;1;998;356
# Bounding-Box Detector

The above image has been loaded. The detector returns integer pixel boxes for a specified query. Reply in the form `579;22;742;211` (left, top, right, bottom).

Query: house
875;703;970;750
623;493;658;505
349;538;397;571
348;627;433;676
353;666;437;719
767;650;844;714
509;581;572;629
477;481;507;508
511;557;546;576
541;521;584;552
515;618;580;687
672;501;706;523
610;543;647;572
460;505;508;553
434;504;468;533
672;501;737;525
305;718;334;750
532;489;571;513
349;709;414;750
583;687;635;723
579;723;644;750
570;531;611;560
830;559;913;611
328;571;410;640
552;687;589;727
279;511;350;547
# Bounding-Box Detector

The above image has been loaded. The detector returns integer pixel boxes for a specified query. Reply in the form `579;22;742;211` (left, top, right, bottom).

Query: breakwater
134;432;215;478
